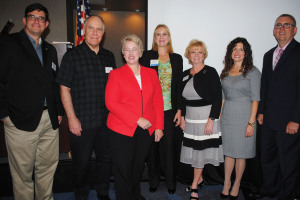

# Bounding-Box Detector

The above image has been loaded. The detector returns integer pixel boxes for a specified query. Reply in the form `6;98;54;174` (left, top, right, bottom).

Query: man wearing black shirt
57;16;116;200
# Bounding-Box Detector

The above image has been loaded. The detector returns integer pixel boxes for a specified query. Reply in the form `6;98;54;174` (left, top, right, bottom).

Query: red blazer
105;64;164;137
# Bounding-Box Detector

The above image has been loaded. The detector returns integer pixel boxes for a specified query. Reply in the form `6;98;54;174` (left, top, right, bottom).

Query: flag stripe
75;0;90;46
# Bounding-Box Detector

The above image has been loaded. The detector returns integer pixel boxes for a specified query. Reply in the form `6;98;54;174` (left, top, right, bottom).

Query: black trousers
147;109;176;189
260;125;300;200
69;126;112;200
109;126;154;200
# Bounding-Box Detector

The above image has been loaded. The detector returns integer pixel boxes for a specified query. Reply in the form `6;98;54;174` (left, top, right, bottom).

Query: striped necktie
273;48;284;70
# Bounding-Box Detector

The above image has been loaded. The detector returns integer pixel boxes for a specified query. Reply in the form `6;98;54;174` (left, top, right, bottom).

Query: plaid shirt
57;41;116;129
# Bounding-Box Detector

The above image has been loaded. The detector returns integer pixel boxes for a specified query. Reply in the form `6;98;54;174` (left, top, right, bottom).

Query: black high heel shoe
220;192;229;199
185;181;204;192
190;189;199;200
229;194;238;200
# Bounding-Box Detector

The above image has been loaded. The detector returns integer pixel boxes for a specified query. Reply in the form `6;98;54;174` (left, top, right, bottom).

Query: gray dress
221;67;261;158
180;77;224;168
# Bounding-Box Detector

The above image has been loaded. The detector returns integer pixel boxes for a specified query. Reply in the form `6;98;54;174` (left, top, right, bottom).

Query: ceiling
73;0;147;12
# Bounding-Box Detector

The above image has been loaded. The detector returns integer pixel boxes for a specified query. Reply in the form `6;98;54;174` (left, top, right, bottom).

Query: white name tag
105;67;113;73
150;59;159;66
182;75;189;81
52;62;56;71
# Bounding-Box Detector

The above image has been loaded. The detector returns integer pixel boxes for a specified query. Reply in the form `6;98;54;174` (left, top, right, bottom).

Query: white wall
148;0;300;73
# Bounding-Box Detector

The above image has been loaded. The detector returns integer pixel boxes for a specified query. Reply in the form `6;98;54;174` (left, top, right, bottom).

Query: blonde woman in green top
140;24;183;194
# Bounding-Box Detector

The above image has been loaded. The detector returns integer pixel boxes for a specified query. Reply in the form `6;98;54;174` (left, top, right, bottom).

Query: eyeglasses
26;15;46;22
274;23;295;29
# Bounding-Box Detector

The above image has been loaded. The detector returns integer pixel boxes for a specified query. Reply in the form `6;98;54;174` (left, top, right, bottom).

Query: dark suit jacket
139;50;183;112
258;39;300;131
0;29;63;131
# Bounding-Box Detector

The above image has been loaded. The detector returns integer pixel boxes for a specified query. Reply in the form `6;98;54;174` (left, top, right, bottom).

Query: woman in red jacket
105;34;164;200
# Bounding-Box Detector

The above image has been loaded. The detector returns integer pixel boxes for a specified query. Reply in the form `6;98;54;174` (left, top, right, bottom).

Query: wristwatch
248;122;255;127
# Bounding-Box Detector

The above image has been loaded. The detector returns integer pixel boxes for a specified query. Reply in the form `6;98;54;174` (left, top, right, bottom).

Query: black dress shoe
248;192;277;199
168;189;176;194
248;192;262;199
149;186;157;193
97;194;111;200
220;192;229;199
138;195;146;200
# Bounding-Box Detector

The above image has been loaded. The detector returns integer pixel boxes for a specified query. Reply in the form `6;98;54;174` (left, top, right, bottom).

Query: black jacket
258;39;300;130
0;30;63;131
180;65;222;119
139;49;183;112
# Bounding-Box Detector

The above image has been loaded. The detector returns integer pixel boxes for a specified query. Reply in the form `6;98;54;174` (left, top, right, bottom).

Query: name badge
105;67;113;73
150;59;159;67
182;75;189;81
52;62;56;71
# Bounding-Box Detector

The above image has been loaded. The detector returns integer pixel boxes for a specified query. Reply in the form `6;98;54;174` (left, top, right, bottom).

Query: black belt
183;98;212;107
43;106;48;110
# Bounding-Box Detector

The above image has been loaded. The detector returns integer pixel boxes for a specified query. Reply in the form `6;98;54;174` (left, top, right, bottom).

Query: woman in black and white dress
180;39;224;200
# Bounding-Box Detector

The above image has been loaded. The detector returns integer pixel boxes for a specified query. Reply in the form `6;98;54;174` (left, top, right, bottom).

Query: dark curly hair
220;37;253;79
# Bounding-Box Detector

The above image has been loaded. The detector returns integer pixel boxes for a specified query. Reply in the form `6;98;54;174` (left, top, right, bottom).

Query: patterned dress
180;77;224;168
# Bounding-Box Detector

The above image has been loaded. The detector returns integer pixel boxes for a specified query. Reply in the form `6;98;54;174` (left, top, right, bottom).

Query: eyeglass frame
274;23;296;29
26;15;46;23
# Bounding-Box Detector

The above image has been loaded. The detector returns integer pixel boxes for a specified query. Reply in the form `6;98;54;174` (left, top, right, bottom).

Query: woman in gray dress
220;37;261;200
180;39;223;200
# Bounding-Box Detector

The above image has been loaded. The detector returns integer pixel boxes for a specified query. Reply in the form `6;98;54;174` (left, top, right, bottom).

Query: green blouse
158;58;172;111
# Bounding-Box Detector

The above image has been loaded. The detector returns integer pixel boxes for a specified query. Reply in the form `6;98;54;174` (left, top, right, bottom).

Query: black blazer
258;39;300;131
180;65;222;119
0;30;63;131
139;49;183;112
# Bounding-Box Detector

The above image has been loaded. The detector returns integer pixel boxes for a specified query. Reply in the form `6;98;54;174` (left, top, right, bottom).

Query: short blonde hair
121;34;144;56
184;39;208;63
151;24;174;54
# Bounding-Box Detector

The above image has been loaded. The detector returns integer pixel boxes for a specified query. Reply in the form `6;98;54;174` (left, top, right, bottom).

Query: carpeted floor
0;154;249;200
0;182;245;200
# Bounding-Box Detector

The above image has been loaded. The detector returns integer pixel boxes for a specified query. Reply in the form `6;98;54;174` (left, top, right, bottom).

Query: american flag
75;0;90;46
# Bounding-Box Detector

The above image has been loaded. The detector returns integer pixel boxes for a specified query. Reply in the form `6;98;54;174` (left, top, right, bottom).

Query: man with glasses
0;3;63;200
257;14;300;200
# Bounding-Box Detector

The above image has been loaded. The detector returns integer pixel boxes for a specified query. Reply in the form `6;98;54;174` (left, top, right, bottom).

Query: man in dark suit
0;3;63;200
257;14;300;200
